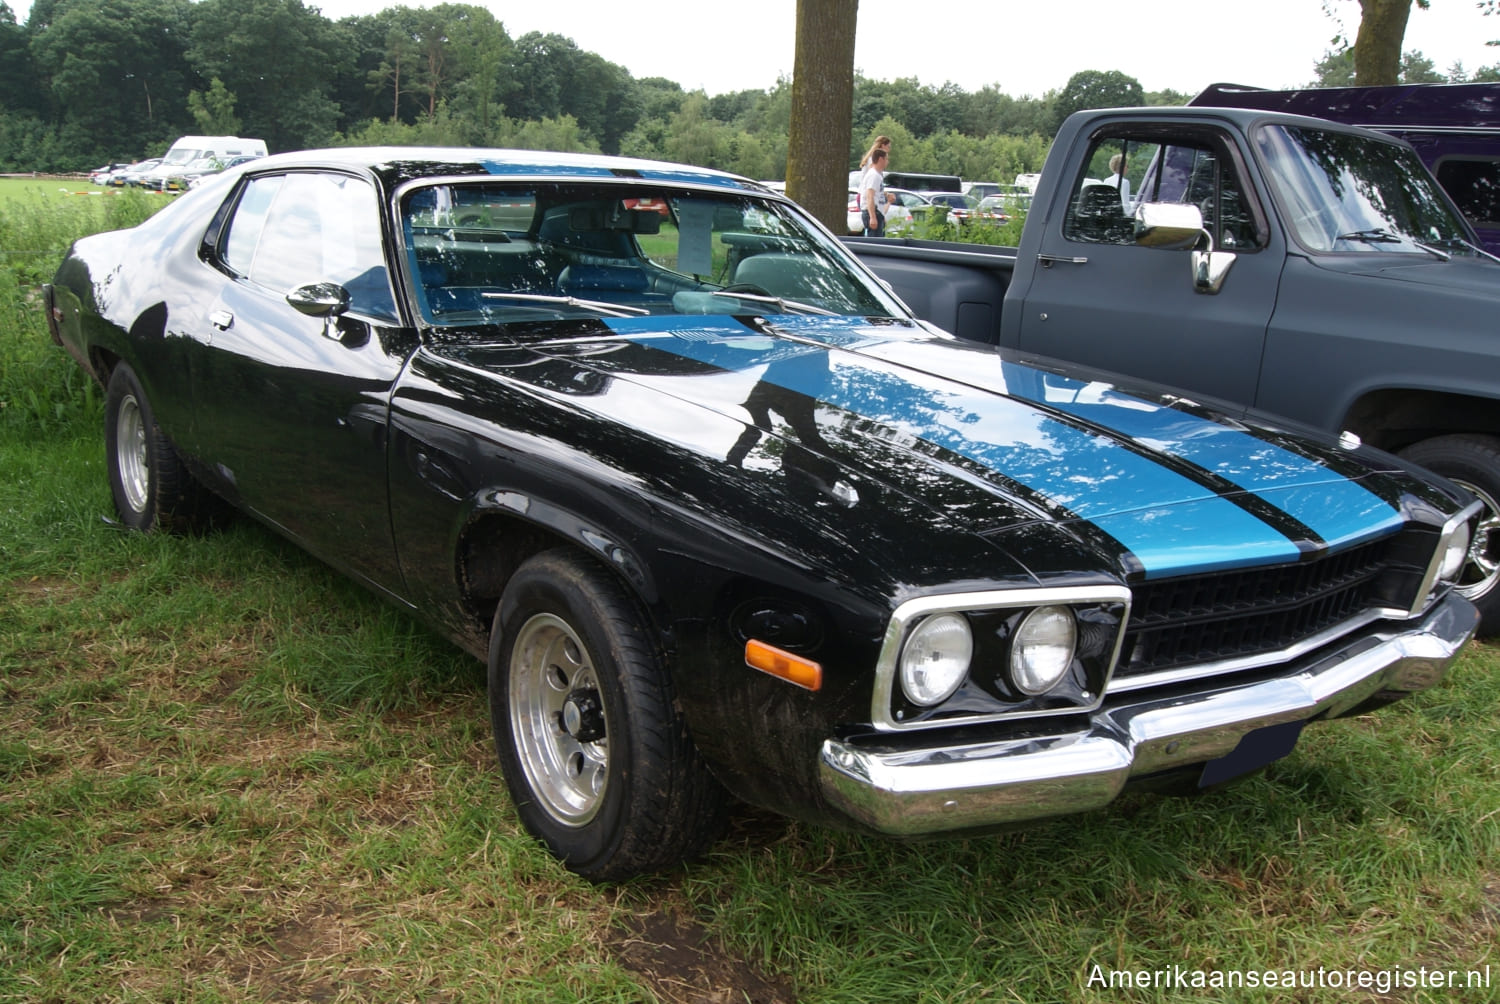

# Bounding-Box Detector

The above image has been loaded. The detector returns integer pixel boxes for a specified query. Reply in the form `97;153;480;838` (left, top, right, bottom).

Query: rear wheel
488;550;727;881
104;363;219;533
1400;434;1500;635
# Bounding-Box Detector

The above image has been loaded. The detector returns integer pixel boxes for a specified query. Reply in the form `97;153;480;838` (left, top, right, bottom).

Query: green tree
1051;70;1145;132
187;77;240;134
445;5;510;139
1311;45;1446;86
786;0;857;231
28;0;196;161
187;0;344;150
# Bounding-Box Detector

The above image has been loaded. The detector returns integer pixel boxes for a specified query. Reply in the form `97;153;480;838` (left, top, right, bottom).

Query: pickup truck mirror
1133;202;1237;295
1133;203;1203;249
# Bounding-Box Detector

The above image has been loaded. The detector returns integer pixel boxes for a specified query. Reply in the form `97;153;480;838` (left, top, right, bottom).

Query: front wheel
104;363;218;533
1400;434;1500;636
488;550;727;881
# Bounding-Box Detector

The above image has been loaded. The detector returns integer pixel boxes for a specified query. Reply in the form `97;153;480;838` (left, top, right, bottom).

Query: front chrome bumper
818;595;1478;837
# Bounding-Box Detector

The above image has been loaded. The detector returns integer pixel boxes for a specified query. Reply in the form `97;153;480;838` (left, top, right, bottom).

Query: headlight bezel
1411;499;1483;614
873;585;1131;732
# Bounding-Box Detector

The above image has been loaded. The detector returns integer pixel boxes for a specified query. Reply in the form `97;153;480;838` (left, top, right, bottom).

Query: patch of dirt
608;908;795;1004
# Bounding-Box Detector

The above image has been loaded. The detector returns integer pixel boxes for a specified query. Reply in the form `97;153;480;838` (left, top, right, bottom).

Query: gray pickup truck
848;105;1500;632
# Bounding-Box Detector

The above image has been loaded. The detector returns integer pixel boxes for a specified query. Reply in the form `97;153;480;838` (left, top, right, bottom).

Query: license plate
1198;720;1306;788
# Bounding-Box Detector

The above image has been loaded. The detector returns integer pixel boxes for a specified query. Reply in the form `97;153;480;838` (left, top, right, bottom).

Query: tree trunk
1354;0;1413;85
786;0;858;234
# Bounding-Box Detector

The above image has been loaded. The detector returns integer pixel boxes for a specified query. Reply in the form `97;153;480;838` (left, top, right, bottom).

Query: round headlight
1010;606;1077;696
1439;521;1471;582
899;613;973;706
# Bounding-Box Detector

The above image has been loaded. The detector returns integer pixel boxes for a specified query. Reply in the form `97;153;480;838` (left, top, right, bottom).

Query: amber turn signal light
745;639;822;692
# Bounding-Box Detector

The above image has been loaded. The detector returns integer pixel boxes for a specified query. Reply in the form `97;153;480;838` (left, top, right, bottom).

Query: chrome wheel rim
1451;477;1500;603
508;613;608;826
115;393;150;514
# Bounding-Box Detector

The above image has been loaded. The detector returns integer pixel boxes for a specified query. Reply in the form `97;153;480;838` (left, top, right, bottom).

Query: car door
1009;126;1282;407
190;169;415;596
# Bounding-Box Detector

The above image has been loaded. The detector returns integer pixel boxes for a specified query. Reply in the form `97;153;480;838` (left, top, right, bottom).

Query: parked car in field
924;191;1008;228
847;187;927;234
114;159;162;187
89;163;130;186
181;154;263;190
44;146;1480;880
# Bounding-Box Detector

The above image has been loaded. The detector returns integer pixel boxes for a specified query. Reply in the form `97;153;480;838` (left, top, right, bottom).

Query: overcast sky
12;0;1500;98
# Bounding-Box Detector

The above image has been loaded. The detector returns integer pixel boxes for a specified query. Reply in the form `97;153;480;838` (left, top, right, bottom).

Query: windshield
161;148;201;166
400;181;903;326
1255;124;1474;254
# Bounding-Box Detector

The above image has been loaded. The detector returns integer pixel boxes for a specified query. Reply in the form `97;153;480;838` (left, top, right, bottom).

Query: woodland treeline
2;0;1495;179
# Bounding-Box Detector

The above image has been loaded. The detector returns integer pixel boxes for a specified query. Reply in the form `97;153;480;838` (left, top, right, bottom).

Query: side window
224;172;398;322
221;176;282;277
1435;157;1500;227
1065;135;1262;251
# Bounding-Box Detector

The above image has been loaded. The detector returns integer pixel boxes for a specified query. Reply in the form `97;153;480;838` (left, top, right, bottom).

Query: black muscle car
43;147;1481;881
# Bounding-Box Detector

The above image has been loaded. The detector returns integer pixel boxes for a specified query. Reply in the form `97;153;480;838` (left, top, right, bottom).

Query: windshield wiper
707;290;837;316
1336;227;1450;260
1424;236;1500;264
1336;228;1403;244
479;292;649;317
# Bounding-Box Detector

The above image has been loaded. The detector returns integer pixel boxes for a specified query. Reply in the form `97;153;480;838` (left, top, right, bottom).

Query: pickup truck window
1065;135;1260;250
1255;124;1473;254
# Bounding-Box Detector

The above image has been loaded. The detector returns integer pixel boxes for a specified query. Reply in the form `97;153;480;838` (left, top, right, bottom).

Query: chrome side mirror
1191;250;1236;294
1132;202;1237;295
1134;202;1203;248
286;282;351;318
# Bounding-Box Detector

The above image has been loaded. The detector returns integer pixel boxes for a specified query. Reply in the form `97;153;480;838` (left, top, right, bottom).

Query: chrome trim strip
870;585;1132;733
1103;607;1397;694
821;595;1476;836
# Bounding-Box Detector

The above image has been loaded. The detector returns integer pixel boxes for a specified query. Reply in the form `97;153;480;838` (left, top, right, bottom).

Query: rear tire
1400;434;1500;636
488;550;727;881
104;363;219;534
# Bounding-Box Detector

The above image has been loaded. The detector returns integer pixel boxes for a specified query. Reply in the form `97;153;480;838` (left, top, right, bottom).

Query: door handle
209;310;234;330
1037;254;1089;267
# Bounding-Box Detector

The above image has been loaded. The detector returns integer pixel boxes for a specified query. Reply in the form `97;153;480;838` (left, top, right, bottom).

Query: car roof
244;146;765;193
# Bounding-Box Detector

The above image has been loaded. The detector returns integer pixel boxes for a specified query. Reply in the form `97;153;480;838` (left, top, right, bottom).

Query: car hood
1312;252;1500;296
456;314;1417;581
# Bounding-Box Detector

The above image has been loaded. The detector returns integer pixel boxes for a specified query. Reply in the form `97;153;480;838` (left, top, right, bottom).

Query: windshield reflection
399;181;902;327
1255;124;1473;254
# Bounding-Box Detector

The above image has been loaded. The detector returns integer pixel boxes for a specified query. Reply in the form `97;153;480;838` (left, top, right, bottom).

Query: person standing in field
860;147;888;237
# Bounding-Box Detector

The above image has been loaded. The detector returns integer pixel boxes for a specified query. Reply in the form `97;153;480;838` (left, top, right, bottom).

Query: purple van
1192;81;1500;255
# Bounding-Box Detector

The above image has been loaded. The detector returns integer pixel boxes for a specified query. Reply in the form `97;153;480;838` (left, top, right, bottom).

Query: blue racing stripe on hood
476;160;749;189
603;316;1308;576
998;369;1403;550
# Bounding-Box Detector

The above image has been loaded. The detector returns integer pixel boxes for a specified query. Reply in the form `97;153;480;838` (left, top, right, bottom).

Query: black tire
104;362;218;534
488;550;728;881
1400;433;1500;636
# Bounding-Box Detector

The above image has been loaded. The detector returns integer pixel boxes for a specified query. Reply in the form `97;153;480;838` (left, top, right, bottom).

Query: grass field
1;186;1497;1002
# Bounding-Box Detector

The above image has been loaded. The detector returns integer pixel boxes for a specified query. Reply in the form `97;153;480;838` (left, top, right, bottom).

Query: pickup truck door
1007;128;1282;407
